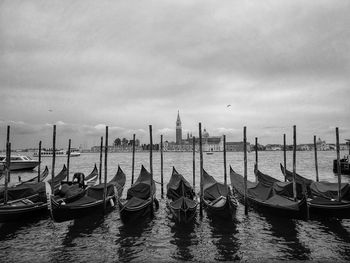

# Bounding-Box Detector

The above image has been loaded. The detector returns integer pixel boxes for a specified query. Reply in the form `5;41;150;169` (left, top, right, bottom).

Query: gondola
118;165;157;223
0;165;68;222
279;164;350;218
166;167;197;224
230;167;307;219
202;169;238;219
48;165;126;223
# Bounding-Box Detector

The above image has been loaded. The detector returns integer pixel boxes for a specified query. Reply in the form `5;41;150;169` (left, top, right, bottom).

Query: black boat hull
167;199;197;224
118;198;155;223
0;203;47;222
308;201;350;219
50;196;117;223
202;196;237;219
234;188;307;219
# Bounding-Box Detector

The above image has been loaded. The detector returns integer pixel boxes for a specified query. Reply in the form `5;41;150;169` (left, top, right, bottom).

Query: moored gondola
0;165;68;222
202;169;238;219
118;165;156;223
279;164;350;218
166;167;197;224
230;167;307;219
48;166;126;223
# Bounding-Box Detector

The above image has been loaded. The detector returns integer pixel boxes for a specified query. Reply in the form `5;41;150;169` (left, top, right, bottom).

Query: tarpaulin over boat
280;163;313;187
230;167;302;211
202;169;230;201
247;183;273;201
5;182;46;201
87;183;115;200
57;184;83;199
170;196;197;210
127;165;155;200
310;182;350;200
167;167;194;200
263;194;301;210
256;169;306;199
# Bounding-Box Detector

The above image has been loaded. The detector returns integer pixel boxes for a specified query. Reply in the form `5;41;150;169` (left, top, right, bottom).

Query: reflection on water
264;215;311;260
117;218;152;262
170;220;196;261
209;216;240;261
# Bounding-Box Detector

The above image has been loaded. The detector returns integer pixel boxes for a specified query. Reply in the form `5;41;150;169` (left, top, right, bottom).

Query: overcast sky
0;0;349;149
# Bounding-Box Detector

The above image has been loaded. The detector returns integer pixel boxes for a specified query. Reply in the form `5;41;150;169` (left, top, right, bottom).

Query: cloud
0;0;349;147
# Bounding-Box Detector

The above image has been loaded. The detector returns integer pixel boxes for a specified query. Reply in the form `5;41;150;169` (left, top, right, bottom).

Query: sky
0;0;349;149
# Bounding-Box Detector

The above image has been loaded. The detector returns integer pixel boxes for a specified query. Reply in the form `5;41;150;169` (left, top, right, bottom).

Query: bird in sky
227;104;231;107
48;109;53;112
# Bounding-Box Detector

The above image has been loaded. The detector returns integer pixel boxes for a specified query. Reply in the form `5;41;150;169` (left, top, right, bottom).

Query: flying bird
48;109;53;112
227;104;231;107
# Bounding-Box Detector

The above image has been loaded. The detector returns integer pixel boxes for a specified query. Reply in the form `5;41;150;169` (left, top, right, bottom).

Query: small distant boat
166;167;197;224
206;152;214;155
0;155;39;171
33;148;81;158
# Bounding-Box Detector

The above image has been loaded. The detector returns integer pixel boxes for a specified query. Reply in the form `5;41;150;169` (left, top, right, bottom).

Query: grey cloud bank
0;0;349;149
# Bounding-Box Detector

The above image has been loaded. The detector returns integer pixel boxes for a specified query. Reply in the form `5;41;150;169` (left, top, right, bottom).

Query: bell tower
176;111;182;145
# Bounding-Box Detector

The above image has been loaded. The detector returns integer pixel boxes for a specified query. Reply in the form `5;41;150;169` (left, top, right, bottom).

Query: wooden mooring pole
292;125;297;202
4;126;10;204
192;136;196;190
51;125;56;193
67;139;71;181
149;125;154;215
38;141;42;182
103;126;108;211
99;136;103;184
283;134;287;182
199;123;203;217
160;134;164;198
314;135;319;182
223;135;227;186
336;127;342;202
244;126;248;215
255;137;258;182
131;134;136;185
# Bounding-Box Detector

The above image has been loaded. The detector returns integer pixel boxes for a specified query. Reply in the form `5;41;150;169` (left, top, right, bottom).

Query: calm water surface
1;151;350;262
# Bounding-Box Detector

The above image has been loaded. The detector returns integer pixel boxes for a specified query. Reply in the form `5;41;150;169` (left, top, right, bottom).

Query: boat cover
5;182;46;201
202;169;230;201
56;183;83;199
170;196;197;210
230;167;301;210
87;183;115;200
280;163;313;187
127;165;155;200
167;167;194;200
256;169;306;199
310;182;350;200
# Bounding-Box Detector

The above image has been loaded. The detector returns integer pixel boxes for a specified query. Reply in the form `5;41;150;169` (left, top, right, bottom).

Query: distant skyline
1;0;349;149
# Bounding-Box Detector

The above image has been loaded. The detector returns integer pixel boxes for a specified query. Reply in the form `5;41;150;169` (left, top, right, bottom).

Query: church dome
203;129;209;138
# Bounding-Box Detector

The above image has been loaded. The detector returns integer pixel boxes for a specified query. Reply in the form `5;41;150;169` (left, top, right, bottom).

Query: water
1;150;350;262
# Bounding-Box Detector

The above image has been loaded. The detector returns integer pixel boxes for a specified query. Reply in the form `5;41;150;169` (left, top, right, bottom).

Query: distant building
176;111;182;145
226;141;251;152
265;144;282;151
